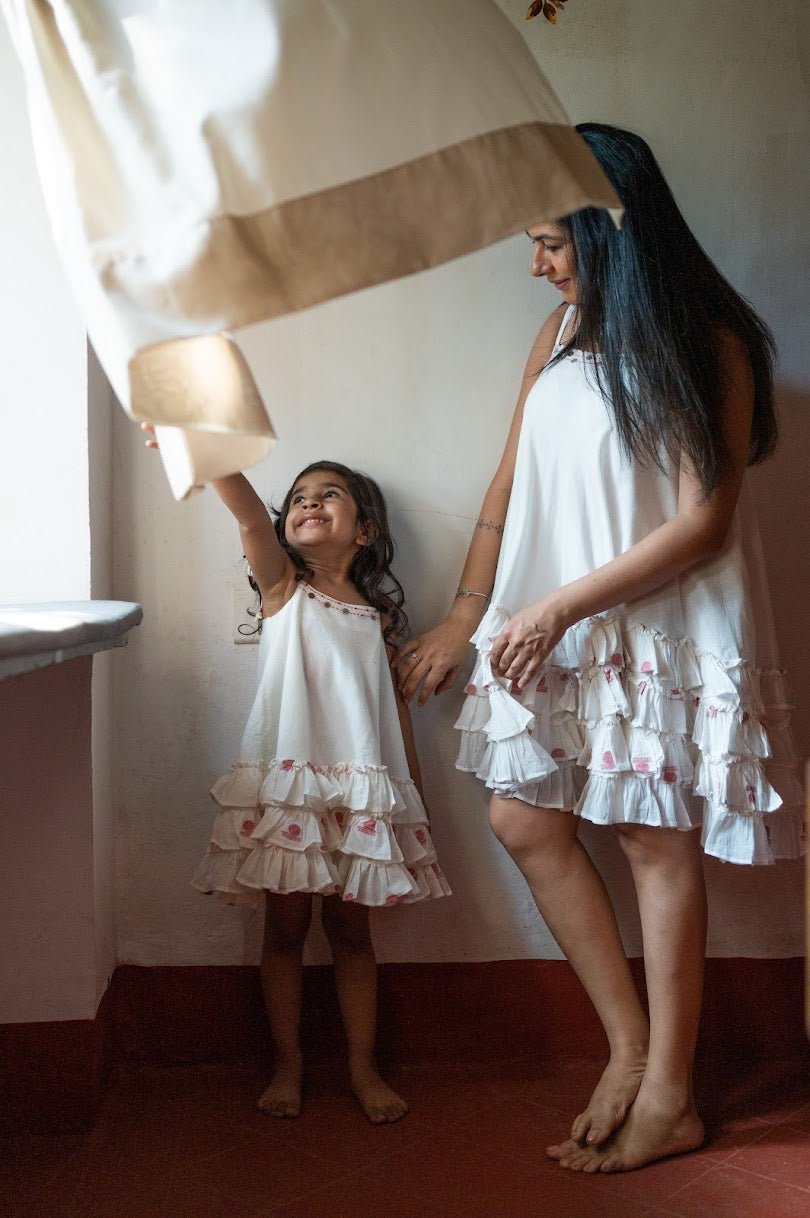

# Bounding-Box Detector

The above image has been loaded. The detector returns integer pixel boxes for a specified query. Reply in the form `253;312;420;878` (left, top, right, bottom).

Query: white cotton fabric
455;307;804;865
193;582;451;908
2;0;620;499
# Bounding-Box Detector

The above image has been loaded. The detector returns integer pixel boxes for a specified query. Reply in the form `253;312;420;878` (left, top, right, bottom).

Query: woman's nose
531;246;548;276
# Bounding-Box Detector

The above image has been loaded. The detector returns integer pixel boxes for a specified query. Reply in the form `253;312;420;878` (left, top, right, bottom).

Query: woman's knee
263;894;312;954
488;795;577;861
614;822;701;868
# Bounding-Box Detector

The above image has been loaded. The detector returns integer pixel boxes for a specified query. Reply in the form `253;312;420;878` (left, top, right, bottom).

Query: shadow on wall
749;383;810;751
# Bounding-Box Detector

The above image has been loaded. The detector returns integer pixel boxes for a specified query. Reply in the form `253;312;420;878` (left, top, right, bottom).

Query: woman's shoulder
525;304;571;379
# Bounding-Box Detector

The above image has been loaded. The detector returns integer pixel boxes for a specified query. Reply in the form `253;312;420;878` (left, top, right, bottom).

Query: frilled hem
192;760;451;908
455;603;805;866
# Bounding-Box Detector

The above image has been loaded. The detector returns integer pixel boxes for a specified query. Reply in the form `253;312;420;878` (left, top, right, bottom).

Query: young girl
394;124;803;1170
145;438;451;1122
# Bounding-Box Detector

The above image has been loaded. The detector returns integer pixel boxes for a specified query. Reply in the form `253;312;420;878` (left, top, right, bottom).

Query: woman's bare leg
560;825;707;1172
321;896;409;1124
257;891;313;1116
488;796;649;1152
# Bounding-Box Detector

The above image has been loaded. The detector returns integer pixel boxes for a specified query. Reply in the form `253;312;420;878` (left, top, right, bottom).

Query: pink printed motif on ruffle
454;603;804;866
192;759;451;909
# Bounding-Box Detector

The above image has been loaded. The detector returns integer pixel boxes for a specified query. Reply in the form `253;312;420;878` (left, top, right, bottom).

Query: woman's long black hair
556;123;777;495
269;460;408;641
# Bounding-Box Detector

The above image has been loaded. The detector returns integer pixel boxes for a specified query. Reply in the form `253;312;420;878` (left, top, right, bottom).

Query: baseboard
0;982;116;1136
3;957;805;1135
111;956;808;1067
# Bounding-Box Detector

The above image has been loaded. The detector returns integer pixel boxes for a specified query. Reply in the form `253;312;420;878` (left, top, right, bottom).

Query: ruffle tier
192;759;451;908
455;603;805;865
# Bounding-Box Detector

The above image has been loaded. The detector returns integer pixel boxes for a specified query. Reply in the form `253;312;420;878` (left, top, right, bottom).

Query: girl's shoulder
258;568;302;621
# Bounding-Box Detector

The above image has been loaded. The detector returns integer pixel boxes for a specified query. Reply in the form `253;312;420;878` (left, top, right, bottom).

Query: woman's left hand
490;595;570;691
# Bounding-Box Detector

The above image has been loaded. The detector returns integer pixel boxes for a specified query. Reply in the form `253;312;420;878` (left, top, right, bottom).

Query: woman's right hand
392;617;474;706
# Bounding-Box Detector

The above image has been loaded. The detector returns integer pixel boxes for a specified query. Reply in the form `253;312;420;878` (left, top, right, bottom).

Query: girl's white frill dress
193;582;452;908
455;306;804;866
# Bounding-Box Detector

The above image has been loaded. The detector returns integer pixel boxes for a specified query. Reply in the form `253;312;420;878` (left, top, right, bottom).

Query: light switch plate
232;584;261;644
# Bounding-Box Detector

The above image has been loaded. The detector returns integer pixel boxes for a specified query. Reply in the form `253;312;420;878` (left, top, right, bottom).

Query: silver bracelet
455;586;490;601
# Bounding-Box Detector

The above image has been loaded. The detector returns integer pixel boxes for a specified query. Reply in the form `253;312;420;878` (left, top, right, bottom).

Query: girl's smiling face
526;222;578;303
285;471;369;554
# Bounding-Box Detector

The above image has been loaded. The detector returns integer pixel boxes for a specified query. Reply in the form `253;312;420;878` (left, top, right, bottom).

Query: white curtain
3;0;620;497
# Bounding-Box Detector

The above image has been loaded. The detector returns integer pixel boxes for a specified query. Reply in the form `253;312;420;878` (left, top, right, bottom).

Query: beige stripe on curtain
2;0;621;498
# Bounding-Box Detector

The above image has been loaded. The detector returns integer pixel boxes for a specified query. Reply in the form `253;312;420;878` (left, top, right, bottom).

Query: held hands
490;595;569;691
393;618;473;706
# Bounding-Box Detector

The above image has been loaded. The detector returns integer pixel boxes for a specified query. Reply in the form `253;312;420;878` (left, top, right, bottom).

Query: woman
393;124;802;1173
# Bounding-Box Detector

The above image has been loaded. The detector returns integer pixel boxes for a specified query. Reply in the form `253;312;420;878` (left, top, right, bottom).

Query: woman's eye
544;245;561;254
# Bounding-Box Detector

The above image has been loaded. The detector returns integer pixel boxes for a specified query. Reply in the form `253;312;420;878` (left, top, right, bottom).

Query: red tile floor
2;1052;809;1217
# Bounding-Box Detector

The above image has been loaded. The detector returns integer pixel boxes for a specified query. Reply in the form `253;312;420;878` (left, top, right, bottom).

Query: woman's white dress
455;306;803;865
194;581;451;907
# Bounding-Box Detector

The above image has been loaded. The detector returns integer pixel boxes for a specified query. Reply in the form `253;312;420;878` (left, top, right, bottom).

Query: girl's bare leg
321;896;409;1124
488;796;649;1153
258;892;313;1116
559;825;707;1173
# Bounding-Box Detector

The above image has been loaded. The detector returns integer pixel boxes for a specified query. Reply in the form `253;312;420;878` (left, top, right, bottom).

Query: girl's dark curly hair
267;460;408;641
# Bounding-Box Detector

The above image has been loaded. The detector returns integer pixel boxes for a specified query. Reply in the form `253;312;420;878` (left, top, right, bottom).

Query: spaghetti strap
552;304;576;354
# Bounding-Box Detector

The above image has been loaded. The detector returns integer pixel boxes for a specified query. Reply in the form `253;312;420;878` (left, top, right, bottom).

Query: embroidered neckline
300;582;379;619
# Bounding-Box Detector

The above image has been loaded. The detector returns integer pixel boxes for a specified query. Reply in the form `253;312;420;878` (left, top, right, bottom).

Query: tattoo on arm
476;518;504;536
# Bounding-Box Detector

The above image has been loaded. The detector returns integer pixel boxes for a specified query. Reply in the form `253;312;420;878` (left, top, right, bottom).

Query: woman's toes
547;1138;579;1160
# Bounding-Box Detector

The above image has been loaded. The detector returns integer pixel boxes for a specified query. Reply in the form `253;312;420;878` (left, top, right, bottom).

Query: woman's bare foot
257;1052;303;1118
349;1058;409;1124
552;1080;704;1173
547;1049;647;1161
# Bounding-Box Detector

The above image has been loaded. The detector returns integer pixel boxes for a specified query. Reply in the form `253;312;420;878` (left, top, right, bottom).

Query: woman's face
527;222;577;304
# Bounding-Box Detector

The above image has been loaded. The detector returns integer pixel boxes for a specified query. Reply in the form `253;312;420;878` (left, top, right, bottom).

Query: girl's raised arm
209;473;294;600
394;305;565;705
141;423;293;600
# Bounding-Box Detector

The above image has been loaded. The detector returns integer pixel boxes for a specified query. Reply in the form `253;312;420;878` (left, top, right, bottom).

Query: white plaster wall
0;660;98;1023
0;20;120;1020
89;344;118;1005
0;23;89;603
112;0;807;966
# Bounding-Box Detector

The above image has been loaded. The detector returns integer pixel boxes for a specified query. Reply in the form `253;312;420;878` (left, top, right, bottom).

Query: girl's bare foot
553;1080;704;1173
349;1058;409;1124
257;1052;303;1118
547;1048;647;1160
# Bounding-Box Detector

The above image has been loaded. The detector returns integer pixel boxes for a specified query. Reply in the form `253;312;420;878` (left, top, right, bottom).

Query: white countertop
0;601;143;680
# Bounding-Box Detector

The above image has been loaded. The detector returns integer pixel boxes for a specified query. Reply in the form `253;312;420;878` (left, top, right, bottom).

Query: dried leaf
527;0;568;23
